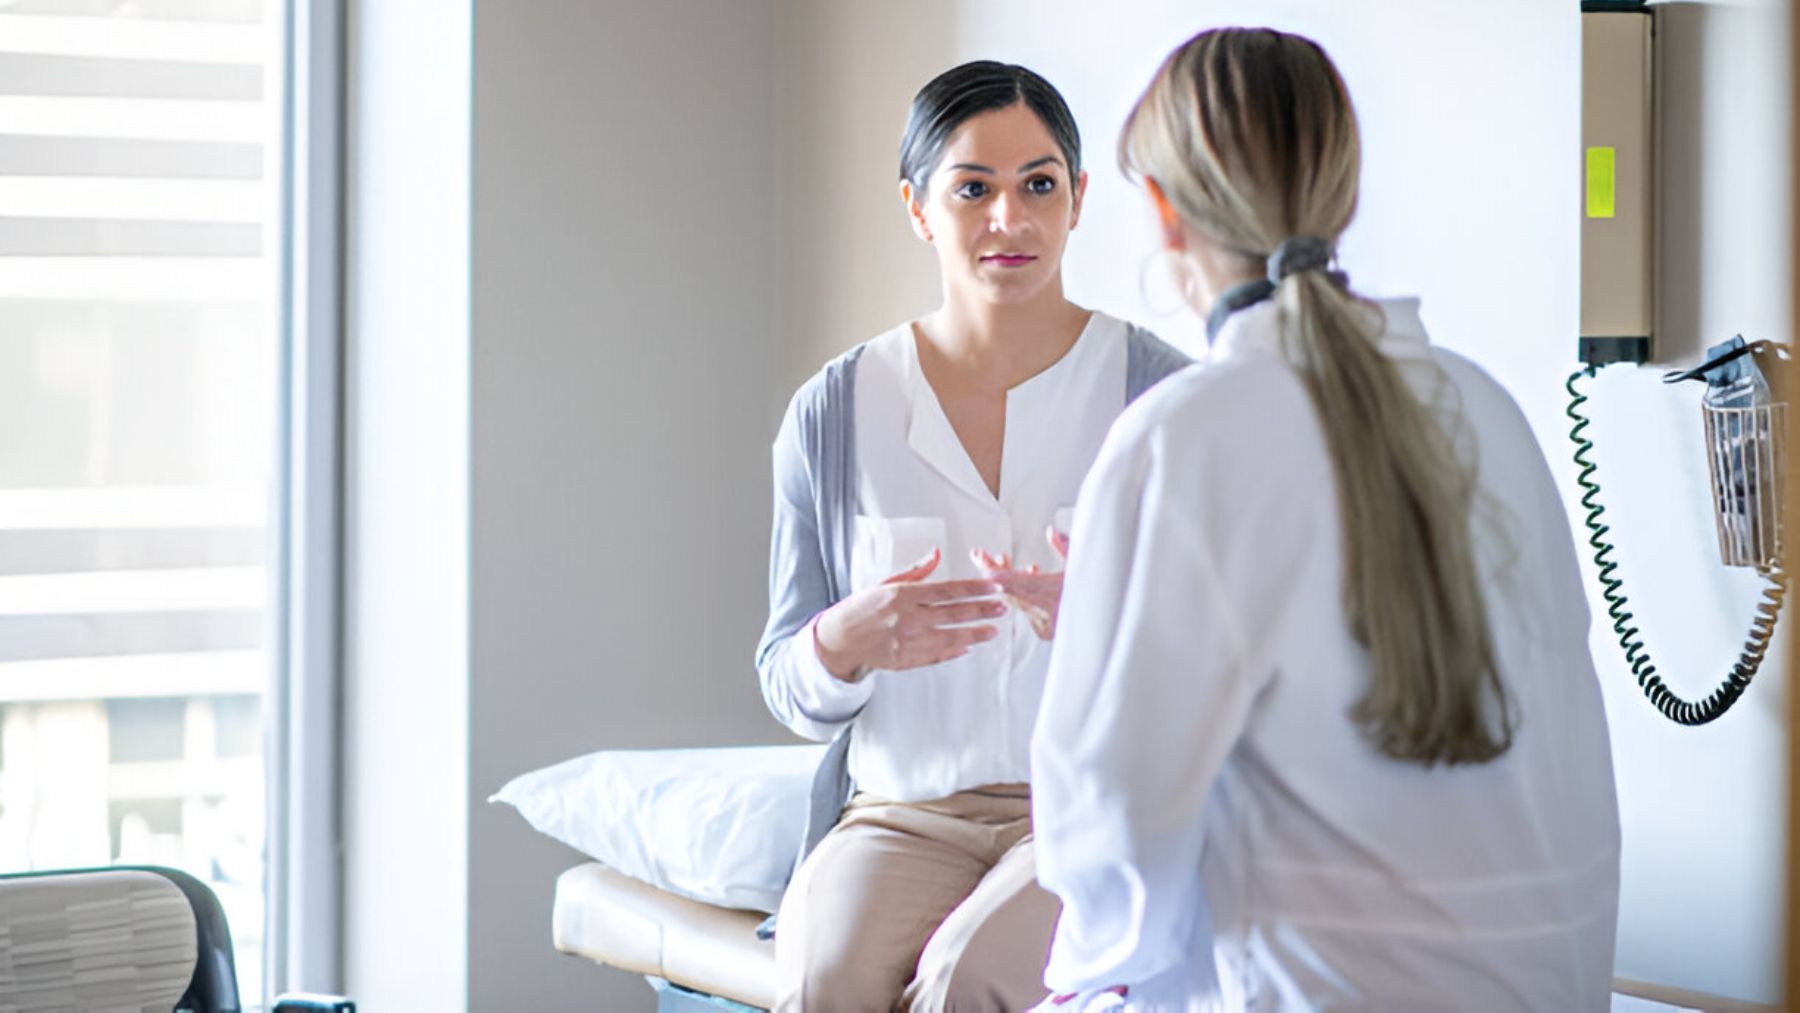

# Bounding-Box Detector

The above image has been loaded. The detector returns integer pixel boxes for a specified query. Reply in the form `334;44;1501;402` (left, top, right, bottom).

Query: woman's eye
1027;176;1056;195
955;180;989;199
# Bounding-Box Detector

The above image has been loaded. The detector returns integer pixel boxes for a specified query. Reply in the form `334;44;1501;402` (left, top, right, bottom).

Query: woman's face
903;102;1087;306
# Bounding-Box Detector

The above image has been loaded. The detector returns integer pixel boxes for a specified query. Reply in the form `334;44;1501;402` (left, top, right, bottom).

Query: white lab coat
1031;298;1621;1011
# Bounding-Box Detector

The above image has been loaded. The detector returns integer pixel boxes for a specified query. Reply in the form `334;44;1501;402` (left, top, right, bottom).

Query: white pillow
490;744;826;913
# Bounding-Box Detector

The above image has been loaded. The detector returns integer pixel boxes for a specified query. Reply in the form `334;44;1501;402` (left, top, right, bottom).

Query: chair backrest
0;866;240;1013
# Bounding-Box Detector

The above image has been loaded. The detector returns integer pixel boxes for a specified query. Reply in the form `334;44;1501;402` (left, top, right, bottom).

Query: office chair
0;865;353;1013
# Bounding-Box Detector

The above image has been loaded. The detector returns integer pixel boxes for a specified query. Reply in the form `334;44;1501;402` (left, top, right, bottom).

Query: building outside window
0;1;289;1002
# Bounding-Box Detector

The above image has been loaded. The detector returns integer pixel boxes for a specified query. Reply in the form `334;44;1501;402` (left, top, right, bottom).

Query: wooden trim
1614;976;1778;1012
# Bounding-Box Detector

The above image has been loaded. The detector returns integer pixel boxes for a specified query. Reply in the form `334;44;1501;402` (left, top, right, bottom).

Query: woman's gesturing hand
972;526;1070;640
813;548;1006;681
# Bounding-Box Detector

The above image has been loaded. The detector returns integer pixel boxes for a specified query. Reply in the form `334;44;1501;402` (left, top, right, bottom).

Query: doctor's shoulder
1103;352;1305;455
1077;353;1313;510
1427;345;1538;434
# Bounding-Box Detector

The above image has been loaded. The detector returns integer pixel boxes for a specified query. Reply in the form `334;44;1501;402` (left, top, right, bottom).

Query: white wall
342;1;472;1010
772;0;954;393
468;2;785;1011
778;0;1791;1003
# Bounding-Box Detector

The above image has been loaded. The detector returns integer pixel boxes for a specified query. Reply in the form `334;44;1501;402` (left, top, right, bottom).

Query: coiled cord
1565;367;1788;725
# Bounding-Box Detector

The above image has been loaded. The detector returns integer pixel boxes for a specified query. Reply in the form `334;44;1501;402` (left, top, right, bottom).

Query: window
0;1;292;1003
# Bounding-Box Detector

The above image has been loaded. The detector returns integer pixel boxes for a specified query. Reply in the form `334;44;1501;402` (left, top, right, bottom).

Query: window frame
267;0;346;1000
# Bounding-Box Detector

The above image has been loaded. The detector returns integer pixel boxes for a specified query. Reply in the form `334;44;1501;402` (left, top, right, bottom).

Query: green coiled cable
1564;366;1787;725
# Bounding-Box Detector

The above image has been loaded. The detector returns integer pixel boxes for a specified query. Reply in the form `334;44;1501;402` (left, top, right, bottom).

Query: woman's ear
899;180;933;243
1144;176;1186;253
1068;169;1090;230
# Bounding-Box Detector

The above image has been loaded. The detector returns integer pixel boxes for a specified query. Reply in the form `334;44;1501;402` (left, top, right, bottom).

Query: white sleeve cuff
789;613;876;722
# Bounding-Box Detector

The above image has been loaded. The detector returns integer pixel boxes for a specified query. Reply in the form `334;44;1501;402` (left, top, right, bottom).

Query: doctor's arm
1030;426;1270;999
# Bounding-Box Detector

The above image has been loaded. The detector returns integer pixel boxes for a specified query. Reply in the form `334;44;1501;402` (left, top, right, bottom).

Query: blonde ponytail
1123;29;1512;765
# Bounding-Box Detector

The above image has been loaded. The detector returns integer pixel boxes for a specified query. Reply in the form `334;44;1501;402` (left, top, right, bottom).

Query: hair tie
1206;236;1351;341
1267;235;1333;283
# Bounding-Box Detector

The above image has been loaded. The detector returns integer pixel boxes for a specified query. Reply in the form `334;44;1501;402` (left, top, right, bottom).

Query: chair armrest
273;993;356;1013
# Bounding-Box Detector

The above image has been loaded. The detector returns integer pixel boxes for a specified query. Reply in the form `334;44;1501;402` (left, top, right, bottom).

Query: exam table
551;859;1776;1013
554;862;775;1012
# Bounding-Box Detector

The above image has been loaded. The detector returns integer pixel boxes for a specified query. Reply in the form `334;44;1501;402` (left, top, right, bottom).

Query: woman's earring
1139;249;1195;317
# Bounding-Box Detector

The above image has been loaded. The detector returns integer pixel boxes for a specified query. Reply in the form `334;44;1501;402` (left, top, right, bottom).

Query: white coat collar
1208;295;1432;365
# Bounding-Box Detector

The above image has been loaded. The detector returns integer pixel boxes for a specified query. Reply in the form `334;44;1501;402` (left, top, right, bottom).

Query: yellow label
1586;146;1616;219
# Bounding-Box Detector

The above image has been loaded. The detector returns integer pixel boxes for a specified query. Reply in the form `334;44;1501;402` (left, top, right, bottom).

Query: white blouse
785;311;1129;804
1031;299;1621;1010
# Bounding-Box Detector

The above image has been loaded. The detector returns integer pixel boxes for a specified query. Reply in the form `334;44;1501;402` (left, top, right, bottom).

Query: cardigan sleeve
755;380;873;741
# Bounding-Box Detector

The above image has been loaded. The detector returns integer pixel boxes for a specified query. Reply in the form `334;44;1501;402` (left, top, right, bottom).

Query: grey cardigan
756;323;1192;879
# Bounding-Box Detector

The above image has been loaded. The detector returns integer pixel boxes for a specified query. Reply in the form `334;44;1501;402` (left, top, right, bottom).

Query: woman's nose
987;192;1023;233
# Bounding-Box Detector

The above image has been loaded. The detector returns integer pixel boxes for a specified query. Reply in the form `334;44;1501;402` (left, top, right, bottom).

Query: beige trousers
772;785;1060;1013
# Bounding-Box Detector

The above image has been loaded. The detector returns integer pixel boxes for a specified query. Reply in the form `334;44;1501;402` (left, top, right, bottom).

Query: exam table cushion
554;861;776;1010
492;743;825;913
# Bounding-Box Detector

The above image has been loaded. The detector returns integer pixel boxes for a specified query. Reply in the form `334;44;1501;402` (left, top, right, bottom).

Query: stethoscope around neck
1203;235;1342;341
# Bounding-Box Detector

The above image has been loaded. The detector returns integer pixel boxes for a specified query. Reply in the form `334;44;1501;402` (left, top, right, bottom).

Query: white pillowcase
490;744;826;914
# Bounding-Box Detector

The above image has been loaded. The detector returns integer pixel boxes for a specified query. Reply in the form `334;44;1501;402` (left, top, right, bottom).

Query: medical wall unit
1568;0;1788;724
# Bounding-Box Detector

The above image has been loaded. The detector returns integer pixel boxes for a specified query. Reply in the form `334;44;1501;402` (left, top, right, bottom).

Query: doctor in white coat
1030;28;1621;1011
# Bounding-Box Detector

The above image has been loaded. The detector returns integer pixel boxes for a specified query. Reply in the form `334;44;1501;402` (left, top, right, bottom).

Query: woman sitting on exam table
1030;28;1622;1012
755;61;1188;1012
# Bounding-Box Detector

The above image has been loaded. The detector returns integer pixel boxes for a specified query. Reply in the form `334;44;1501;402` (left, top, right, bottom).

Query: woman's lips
980;254;1037;268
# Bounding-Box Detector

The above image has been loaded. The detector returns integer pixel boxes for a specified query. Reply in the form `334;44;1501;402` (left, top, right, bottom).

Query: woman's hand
813;548;1006;681
972;526;1071;640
